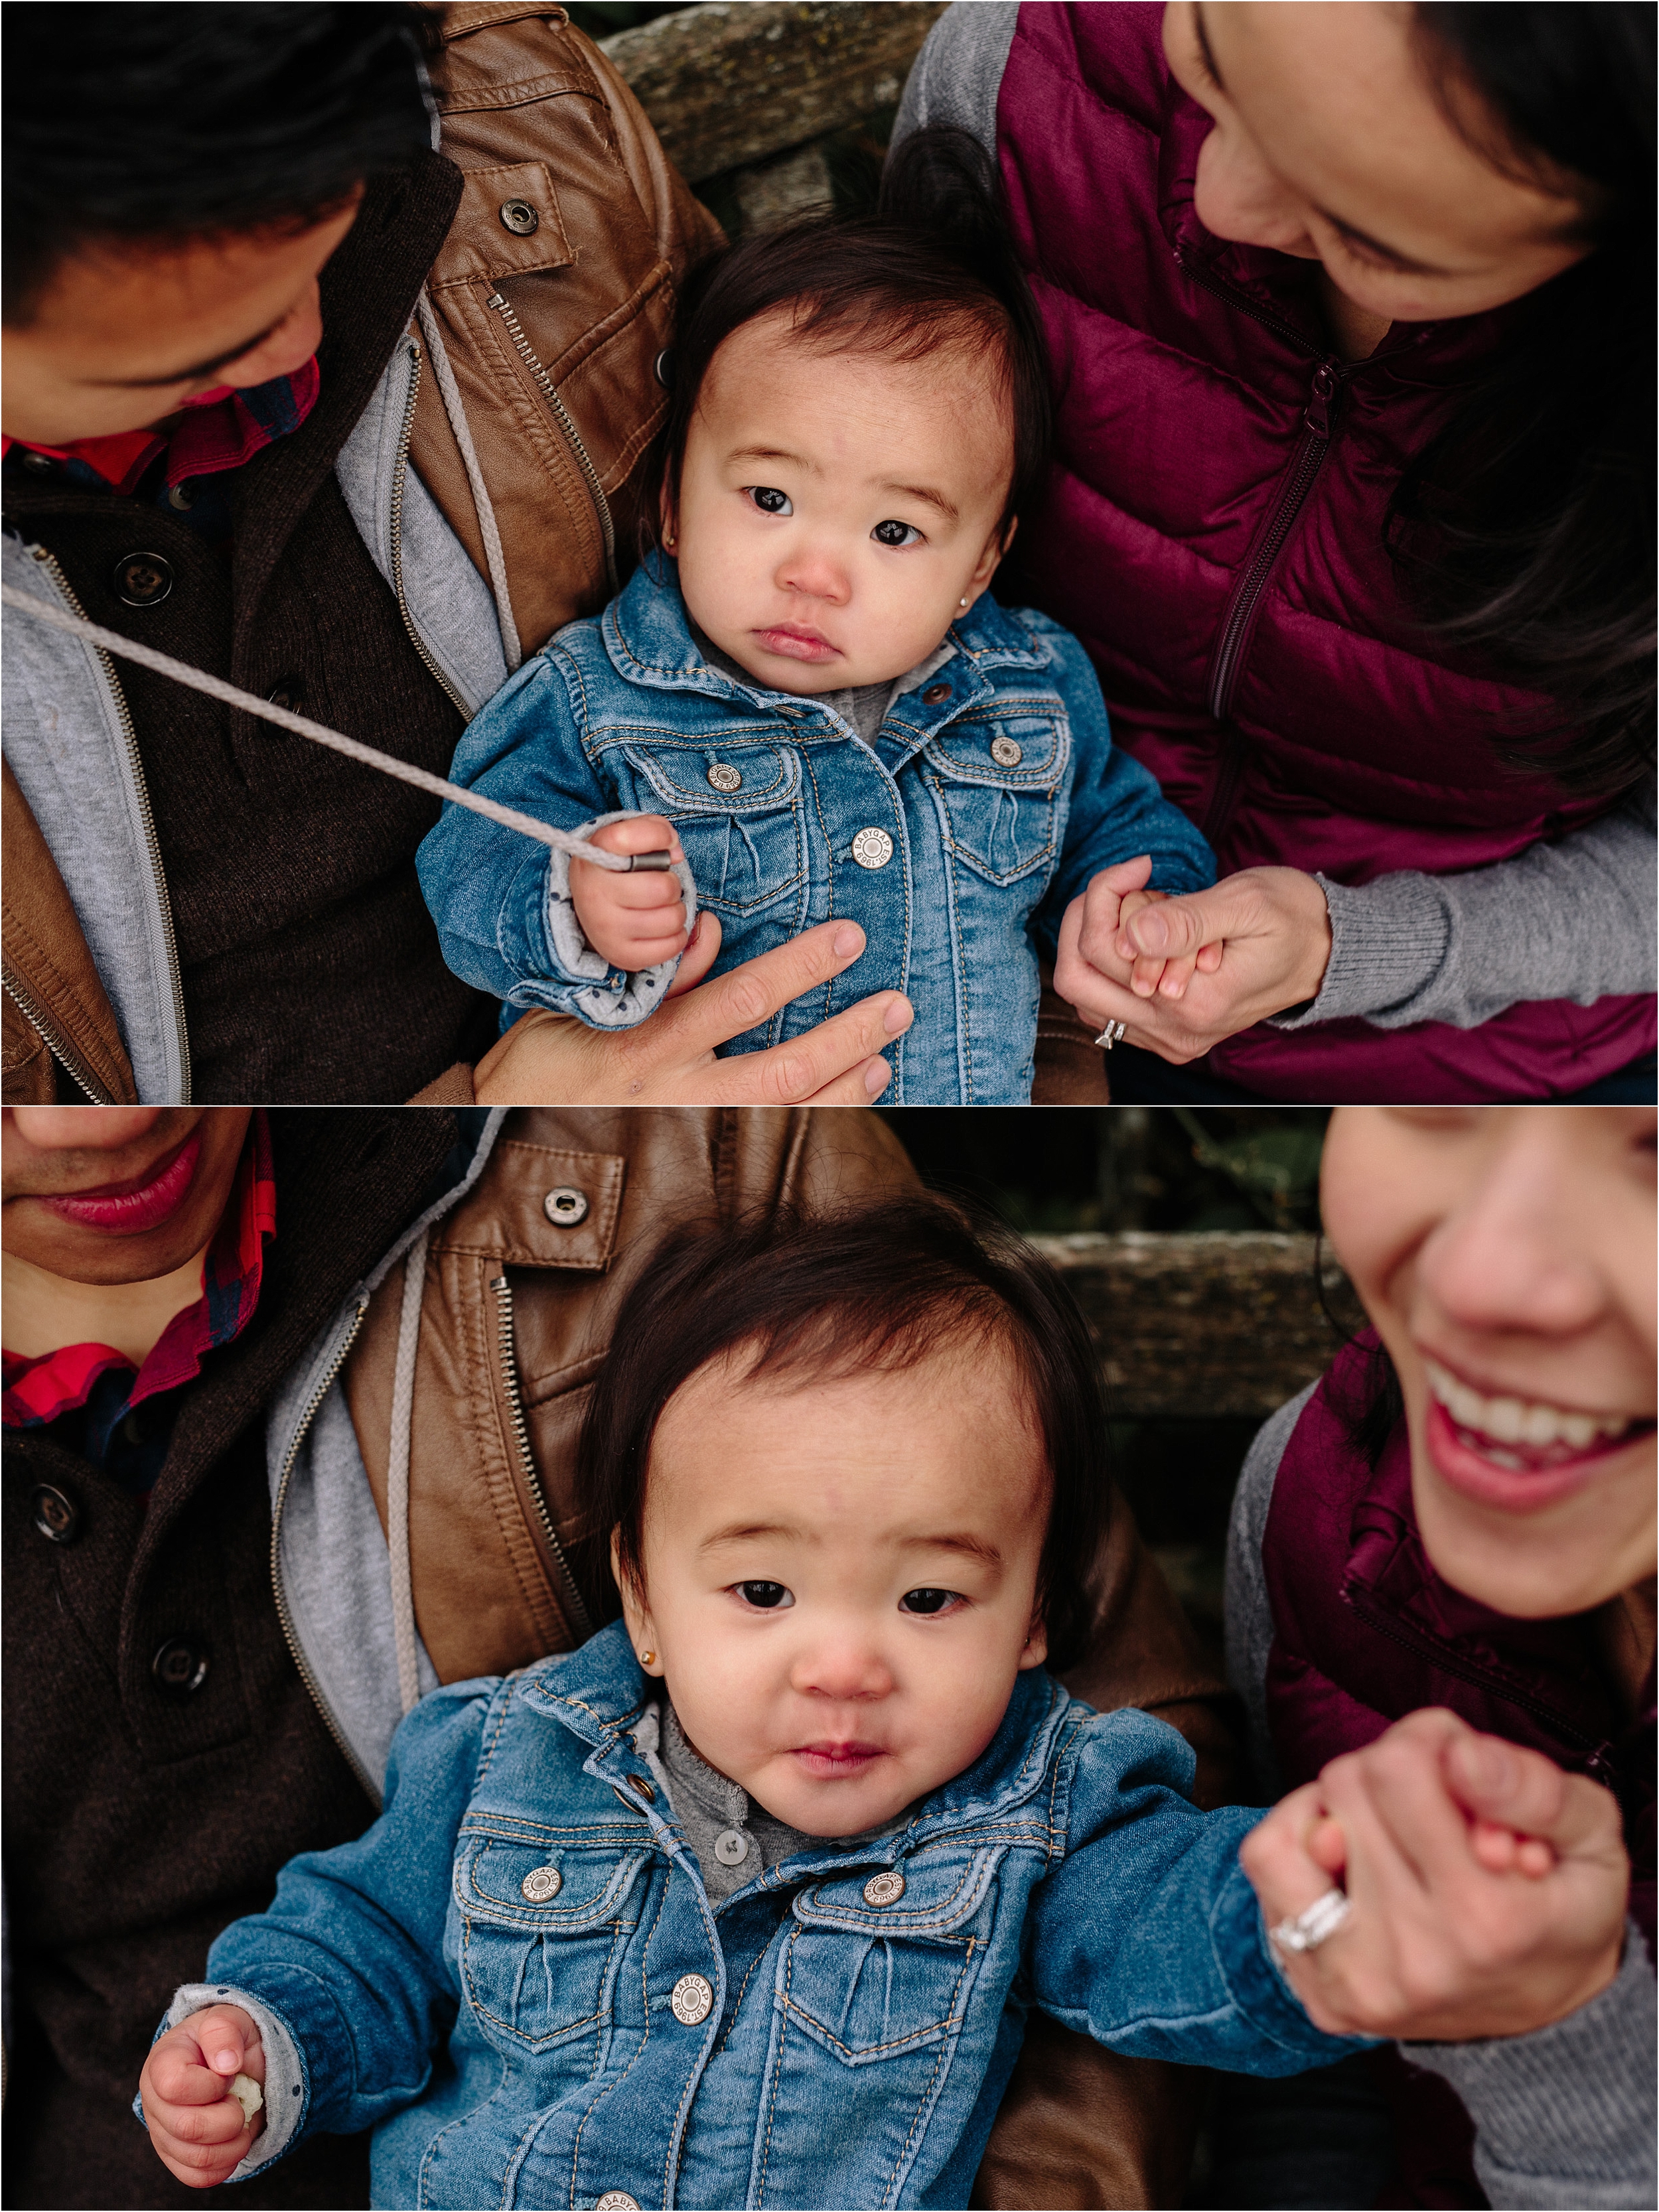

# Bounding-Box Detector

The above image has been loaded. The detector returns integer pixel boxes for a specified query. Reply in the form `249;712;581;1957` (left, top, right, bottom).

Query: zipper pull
1303;360;1338;438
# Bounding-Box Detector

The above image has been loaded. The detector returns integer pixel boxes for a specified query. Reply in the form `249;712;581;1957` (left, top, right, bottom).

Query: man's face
3;1109;251;1285
1;196;360;447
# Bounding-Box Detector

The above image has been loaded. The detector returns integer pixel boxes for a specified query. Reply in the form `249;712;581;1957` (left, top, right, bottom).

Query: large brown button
499;198;540;236
31;1484;78;1544
265;677;305;714
152;1639;209;1696
113;552;173;606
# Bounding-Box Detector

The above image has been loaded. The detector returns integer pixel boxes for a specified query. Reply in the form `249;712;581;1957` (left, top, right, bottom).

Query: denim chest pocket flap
779;1846;1003;2064
922;709;1070;887
455;1828;652;2053
616;738;805;916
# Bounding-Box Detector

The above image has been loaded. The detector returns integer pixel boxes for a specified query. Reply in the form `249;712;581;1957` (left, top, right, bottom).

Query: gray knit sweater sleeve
1273;782;1658;1032
1224;1398;1659;2209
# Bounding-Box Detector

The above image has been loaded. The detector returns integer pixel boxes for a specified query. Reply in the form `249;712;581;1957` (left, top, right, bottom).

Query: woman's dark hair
577;1195;1110;1672
1388;4;1655;795
3;5;435;324
640;125;1052;551
1314;1231;1405;1466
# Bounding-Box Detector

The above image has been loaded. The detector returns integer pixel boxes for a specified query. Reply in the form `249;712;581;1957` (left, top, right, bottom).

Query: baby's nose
778;546;851;605
793;1641;892;1702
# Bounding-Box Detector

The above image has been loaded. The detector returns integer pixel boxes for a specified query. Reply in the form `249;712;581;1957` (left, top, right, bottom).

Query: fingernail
883;996;912;1035
1471;1740;1516;1793
832;924;864;957
864;1059;891;1096
1134;912;1169;953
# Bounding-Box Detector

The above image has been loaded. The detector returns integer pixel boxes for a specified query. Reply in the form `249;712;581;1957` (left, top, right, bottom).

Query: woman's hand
1241;1709;1629;2044
473;914;913;1105
1053;866;1333;1063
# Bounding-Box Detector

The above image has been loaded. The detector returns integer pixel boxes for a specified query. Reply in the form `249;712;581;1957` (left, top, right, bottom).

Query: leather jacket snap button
498;198;540;236
851;827;894;870
113;552;173;606
152;1638;209;1696
31;1484;79;1544
922;683;952;705
990;735;1023;767
543;1186;589;1227
705;762;743;793
670;1972;714;2025
520;1864;563;1902
862;1870;906;1906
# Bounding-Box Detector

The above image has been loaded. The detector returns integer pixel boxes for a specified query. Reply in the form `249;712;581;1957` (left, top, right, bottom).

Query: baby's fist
140;2004;265;2189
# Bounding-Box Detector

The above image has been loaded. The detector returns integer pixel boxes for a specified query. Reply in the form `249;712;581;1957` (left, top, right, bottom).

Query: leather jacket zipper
1;961;111;1103
1344;1579;1618;1788
390;337;470;719
492;1274;595;1645
24;545;191;1101
486;290;618;596
270;1296;381;1801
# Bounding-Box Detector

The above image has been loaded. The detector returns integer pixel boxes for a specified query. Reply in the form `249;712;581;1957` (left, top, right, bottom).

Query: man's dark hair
640;125;1052;551
577;1195;1111;1673
2;4;434;324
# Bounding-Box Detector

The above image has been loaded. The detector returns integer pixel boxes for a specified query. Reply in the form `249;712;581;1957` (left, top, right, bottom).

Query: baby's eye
745;486;792;516
871;518;922;549
734;1580;794;1610
899;1588;961;1616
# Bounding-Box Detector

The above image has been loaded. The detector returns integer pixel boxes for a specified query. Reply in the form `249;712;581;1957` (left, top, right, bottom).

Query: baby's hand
1303;1806;1555;1884
569;815;687;972
1077;859;1224;1004
139;2002;265;2189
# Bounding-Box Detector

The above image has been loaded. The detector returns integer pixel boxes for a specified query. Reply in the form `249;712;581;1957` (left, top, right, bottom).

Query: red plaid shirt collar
1;360;321;498
3;1112;277;1431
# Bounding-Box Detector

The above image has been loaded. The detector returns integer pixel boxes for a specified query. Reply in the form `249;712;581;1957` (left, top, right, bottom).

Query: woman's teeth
1423;1357;1634;1460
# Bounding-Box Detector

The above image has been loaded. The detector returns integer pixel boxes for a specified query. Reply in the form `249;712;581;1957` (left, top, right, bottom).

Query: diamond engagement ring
1095;1020;1127;1050
1269;1889;1352;1955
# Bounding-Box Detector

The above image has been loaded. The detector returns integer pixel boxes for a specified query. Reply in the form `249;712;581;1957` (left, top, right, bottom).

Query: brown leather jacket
340;1107;1240;2205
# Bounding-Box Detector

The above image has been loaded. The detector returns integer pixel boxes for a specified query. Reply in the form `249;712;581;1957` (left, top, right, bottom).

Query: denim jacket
416;561;1214;1103
184;1622;1356;2209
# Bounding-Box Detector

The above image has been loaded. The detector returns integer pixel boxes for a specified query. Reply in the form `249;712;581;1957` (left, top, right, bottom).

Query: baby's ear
1018;1612;1048;1671
610;1526;650;1629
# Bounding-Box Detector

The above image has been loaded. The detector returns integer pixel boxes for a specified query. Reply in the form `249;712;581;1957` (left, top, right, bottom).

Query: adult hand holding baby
1055;865;1333;1064
1242;1708;1628;2045
139;2002;265;2189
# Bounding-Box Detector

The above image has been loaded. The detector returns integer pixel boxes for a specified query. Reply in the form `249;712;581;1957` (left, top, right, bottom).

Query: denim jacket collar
601;555;1057;762
517;1620;1069;1882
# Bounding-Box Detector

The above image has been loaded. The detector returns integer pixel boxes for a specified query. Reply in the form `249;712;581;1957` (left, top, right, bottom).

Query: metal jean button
670;1972;714;2025
520;1865;563;1902
706;762;743;793
596;2193;640;2211
922;683;952;705
112;552;173;606
851;827;894;870
862;1870;906;1906
990;735;1024;767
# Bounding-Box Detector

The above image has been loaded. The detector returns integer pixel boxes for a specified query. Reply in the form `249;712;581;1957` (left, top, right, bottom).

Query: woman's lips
752;625;840;665
1423;1397;1650;1515
35;1127;203;1235
790;1741;885;1779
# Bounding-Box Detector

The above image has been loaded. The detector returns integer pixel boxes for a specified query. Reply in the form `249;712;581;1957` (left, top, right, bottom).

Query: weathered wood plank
1026;1233;1363;1420
601;1;945;182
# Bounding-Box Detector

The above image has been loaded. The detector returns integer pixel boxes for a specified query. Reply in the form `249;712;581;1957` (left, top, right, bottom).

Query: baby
140;1200;1577;2209
416;130;1216;1105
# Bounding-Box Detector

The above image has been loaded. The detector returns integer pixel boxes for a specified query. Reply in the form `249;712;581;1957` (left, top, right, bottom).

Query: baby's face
669;311;1016;693
616;1342;1050;1837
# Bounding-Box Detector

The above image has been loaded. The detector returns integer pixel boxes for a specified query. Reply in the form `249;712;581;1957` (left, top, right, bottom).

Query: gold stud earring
640;1649;656;1667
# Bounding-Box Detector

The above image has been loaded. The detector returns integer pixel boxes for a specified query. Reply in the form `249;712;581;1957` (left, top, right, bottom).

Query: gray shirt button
670;1972;714;2025
713;1828;750;1867
851;827;894;869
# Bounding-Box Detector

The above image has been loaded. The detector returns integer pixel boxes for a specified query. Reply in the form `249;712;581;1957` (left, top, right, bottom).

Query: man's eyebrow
89;317;287;390
1193;2;1226;94
883;480;960;524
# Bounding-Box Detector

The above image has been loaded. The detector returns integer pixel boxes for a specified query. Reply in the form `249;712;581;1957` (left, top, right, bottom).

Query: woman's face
1163;3;1594;325
1321;1109;1657;1620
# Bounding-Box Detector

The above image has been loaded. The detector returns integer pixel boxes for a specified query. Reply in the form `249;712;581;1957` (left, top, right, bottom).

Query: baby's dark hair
640;125;1053;552
576;1194;1111;1673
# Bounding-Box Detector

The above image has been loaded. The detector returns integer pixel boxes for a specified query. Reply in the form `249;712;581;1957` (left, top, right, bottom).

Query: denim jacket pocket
454;1829;651;2054
777;1846;1002;2065
616;740;805;917
922;713;1070;887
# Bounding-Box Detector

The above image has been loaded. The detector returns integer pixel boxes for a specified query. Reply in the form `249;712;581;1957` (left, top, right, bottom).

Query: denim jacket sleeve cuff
523;810;699;1032
1212;1857;1378;2067
134;1982;313;2181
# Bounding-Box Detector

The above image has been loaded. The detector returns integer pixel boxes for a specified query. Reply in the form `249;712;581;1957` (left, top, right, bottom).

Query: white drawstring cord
1;581;672;873
413;294;523;673
387;1226;430;1717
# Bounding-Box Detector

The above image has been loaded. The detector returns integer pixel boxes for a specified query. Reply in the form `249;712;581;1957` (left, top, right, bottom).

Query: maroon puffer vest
1262;1336;1656;2206
995;5;1655;1101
